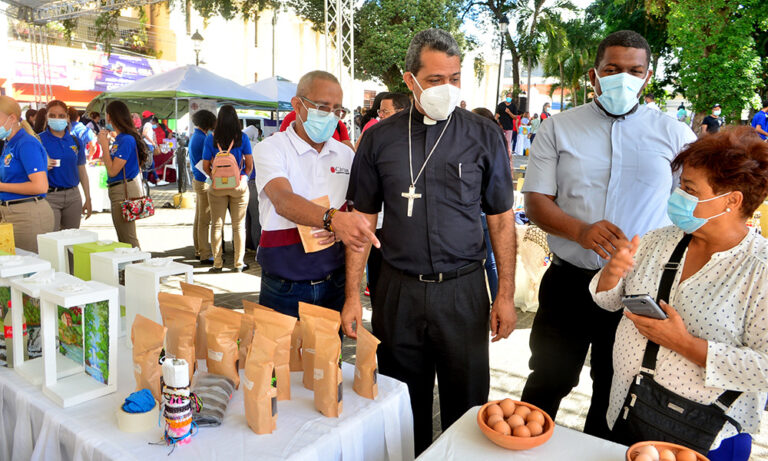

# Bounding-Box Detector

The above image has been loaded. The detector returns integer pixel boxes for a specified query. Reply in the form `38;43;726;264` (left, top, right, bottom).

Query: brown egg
526;410;546;426
486;414;504;427
513;405;531;419
659;449;676;461
492;420;511;436
634;455;653;461
526;421;543;436
506;414;525;428
499;398;516;418
512;424;531;437
486;404;503;420
676;449;698;461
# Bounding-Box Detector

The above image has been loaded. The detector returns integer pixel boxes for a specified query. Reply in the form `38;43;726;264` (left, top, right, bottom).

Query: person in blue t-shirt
39;100;92;231
0;96;55;252
189;109;216;264
750;100;768;141
96;100;150;248
68;106;98;160
202;104;253;272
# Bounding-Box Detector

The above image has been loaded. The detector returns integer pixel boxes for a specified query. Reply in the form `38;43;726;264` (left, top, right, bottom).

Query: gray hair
296;71;340;98
405;29;461;75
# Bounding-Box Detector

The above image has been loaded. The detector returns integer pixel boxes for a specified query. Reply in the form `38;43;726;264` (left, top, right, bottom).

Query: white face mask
411;77;461;121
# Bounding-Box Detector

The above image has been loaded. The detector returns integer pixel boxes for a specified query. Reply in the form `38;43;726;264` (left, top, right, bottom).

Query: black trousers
521;259;623;440
366;229;384;299
372;261;491;456
245;180;260;251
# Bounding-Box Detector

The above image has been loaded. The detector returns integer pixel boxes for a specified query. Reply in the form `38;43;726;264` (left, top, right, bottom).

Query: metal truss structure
324;0;355;139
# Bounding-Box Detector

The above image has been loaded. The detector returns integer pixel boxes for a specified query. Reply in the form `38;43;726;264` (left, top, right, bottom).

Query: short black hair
382;93;411;111
594;30;651;69
645;93;655;101
192;109;216;132
405;29;461;75
762;99;768;109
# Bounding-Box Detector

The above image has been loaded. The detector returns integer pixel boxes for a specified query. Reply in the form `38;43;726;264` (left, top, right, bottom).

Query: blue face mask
0;115;13;140
596;72;647;116
48;118;68;132
667;188;731;233
505;97;512;103
152;123;158;129
105;122;114;131
299;101;338;144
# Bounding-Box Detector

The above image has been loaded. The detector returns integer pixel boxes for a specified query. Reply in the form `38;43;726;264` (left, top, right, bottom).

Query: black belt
108;178;134;188
402;261;483;283
48;186;77;193
0;197;42;206
550;254;600;277
263;267;344;286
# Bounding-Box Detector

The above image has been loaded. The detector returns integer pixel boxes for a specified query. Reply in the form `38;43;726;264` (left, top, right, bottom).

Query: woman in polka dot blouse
591;127;768;460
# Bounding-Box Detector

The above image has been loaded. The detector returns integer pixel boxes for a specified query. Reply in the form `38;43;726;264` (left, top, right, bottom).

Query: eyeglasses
300;97;348;119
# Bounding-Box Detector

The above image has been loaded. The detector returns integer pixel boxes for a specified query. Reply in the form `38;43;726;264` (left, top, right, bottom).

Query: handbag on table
611;233;743;454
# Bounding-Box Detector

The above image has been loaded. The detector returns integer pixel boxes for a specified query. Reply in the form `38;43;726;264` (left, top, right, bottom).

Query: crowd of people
2;25;768;461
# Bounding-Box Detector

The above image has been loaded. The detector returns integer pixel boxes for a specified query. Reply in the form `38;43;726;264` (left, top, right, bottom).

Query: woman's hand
97;130;110;153
625;301;708;367
596;235;639;292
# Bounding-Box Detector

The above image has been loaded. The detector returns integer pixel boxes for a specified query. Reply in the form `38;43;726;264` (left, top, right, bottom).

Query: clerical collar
410;108;439;126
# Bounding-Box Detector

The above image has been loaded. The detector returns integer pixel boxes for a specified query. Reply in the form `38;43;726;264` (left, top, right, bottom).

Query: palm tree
542;17;601;109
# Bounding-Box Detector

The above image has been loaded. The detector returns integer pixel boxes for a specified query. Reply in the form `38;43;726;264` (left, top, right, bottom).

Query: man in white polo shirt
253;70;378;317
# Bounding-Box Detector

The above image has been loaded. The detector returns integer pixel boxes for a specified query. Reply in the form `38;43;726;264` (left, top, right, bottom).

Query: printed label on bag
207;349;223;362
667;402;684;414
134;364;142;375
242;376;254;390
314;368;324;380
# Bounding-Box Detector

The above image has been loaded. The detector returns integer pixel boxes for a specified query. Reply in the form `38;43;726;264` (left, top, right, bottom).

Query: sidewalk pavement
80;184;768;459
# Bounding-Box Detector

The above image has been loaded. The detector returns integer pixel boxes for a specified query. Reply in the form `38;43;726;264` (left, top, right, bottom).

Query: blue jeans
259;269;346;318
481;214;498;301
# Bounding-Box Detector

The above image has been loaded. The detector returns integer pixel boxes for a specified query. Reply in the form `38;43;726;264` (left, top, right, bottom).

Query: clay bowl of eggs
626;441;709;461
476;399;554;450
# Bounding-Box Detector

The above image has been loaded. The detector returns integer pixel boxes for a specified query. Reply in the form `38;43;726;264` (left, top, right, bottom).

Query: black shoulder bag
611;233;743;454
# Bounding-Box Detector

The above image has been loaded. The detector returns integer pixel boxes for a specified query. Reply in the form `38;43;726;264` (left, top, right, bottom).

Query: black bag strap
640;233;742;412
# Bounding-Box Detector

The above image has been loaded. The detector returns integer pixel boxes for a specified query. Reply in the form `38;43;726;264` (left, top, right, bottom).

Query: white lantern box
124;258;193;348
40;280;118;407
0;256;52;367
89;248;151;338
11;271;86;385
37;229;99;274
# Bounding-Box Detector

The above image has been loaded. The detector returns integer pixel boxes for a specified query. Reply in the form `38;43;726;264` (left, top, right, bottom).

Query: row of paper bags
130;282;381;435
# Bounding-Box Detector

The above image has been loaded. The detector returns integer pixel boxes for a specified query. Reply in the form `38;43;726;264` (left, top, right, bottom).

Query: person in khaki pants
202;105;253;272
188;109;216;264
0;96;54;252
97;101;150;248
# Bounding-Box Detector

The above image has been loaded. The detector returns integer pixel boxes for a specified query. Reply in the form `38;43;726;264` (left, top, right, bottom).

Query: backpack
211;140;241;190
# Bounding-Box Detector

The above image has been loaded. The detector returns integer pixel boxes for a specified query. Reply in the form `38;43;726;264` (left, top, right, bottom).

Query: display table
0;344;414;461
417;406;627;461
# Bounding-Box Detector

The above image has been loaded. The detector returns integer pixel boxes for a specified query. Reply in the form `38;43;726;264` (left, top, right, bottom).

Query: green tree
665;0;764;128
354;0;467;91
542;17;600;109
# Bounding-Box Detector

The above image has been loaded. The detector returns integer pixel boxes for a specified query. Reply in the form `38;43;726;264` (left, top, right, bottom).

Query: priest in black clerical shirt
342;29;518;456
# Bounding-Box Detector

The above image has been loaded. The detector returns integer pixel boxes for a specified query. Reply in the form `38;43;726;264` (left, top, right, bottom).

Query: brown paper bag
244;330;278;434
314;328;342;417
296;196;333;253
238;313;255;370
180;282;215;361
289;321;302;372
205;306;242;388
158;292;202;382
299;302;341;390
353;326;380;399
242;300;273;316
131;314;166;402
249;306;297;401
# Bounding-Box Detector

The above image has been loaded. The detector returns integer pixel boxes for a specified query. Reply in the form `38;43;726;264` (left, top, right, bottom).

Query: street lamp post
495;16;509;106
191;29;204;66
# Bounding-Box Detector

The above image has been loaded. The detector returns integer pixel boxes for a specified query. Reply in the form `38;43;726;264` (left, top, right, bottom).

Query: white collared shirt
589;226;768;449
252;123;354;233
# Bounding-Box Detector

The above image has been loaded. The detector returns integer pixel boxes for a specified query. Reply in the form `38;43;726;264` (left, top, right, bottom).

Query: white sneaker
157;180;169;186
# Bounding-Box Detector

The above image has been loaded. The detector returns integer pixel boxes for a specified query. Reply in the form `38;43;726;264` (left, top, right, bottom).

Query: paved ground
81;180;768;459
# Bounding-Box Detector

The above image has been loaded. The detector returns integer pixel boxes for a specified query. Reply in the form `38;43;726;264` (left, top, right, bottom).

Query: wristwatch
322;208;337;232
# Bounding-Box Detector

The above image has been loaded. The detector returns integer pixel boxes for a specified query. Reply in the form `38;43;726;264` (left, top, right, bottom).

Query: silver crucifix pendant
401;184;422;217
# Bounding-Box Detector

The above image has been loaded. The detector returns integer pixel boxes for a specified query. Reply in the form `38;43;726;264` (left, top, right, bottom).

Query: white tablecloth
0;344;414;461
82;165;110;212
417;406;627;461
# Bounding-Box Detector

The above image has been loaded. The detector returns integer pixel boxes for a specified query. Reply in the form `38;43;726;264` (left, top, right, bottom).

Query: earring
726;208;731;212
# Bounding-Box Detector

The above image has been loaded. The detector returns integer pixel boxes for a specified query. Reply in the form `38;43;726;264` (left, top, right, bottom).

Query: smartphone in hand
621;294;668;320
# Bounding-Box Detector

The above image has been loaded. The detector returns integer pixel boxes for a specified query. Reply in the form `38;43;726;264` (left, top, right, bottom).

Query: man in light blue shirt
520;30;696;440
